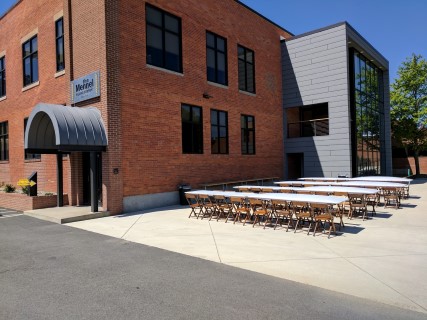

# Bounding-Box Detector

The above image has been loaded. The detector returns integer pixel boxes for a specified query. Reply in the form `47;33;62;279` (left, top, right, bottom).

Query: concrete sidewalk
67;180;427;314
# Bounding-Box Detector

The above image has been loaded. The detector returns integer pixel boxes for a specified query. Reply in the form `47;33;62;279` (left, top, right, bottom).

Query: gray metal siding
282;24;352;178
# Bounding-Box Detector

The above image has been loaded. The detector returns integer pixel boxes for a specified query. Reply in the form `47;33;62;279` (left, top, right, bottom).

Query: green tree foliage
391;54;427;176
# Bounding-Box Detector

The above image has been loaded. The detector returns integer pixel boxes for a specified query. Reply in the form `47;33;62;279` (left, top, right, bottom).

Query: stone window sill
22;81;40;92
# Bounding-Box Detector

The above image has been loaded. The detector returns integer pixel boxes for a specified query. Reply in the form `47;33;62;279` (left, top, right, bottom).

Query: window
182;104;203;154
55;18;65;72
0;121;8;161
146;4;182;73
238;45;255;93
206;31;227;85
287;103;329;138
24;118;41;160
23;36;38;86
241;115;255;154
0;56;5;97
211;110;228;154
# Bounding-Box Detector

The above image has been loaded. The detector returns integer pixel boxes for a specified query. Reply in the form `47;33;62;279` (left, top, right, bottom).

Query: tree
391;54;427;176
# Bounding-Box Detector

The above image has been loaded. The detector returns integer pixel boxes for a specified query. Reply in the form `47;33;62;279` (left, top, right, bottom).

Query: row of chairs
186;193;347;238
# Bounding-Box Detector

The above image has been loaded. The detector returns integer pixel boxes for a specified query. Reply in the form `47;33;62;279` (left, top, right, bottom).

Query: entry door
287;153;304;180
82;152;102;206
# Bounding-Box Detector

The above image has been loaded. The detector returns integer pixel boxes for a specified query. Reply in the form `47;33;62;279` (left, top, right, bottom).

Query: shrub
22;186;29;194
4;184;16;193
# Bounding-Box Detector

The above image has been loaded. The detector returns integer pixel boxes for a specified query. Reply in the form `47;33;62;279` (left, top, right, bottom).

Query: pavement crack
208;221;222;263
120;215;144;239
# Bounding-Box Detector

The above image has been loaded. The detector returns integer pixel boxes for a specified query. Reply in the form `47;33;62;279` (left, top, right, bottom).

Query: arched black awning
25;103;108;154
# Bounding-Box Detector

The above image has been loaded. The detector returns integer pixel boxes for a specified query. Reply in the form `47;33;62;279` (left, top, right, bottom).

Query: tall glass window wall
351;49;384;176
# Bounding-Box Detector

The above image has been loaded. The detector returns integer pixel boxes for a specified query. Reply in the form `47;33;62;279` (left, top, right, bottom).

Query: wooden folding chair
186;193;202;219
311;203;336;238
383;187;400;209
348;193;368;220
197;194;215;220
229;196;251;224
212;195;232;221
248;198;271;228
271;199;294;231
292;201;313;234
260;188;274;193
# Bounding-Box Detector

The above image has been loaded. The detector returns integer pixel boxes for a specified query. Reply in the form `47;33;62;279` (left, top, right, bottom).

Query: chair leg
313;221;318;237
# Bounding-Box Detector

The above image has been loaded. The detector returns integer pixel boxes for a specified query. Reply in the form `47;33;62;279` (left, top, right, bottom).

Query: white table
351;176;412;183
336;181;407;189
233;185;297;192
186;190;347;205
275;181;341;187
302;186;378;195
298;177;350;182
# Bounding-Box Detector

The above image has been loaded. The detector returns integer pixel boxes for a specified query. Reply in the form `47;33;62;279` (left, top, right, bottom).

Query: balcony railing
287;118;329;138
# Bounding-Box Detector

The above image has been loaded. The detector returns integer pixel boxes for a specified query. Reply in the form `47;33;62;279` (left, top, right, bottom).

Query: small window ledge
0;160;9;164
239;90;256;97
55;70;65;78
146;64;184;77
207;81;228;89
22;81;40;92
24;158;42;163
0;96;6;102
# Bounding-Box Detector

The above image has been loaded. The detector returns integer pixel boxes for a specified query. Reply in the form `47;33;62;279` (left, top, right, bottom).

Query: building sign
71;71;101;104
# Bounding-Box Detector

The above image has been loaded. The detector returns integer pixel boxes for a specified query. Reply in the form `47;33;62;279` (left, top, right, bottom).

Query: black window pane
219;112;226;126
182;105;203;154
210;110;217;125
23;42;31;57
206;32;227;85
238;46;245;59
165;32;180;71
181;105;190;122
56;19;63;38
146;6;162;26
217;38;225;52
165;14;179;33
246;50;253;63
32;54;39;82
24;58;31;85
207;32;215;48
31;37;38;51
147;25;164;66
192;107;201;123
57;39;64;70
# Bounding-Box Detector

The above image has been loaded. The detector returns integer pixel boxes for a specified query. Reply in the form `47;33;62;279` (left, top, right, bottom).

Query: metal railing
287;118;329;138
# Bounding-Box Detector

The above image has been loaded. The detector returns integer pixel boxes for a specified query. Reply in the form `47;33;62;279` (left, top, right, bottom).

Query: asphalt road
0;215;425;320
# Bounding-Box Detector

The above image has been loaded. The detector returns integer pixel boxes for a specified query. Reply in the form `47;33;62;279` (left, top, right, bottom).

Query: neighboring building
0;0;391;215
282;22;392;179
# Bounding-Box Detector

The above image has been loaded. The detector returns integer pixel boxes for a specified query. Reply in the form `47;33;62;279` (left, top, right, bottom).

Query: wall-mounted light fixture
203;93;213;99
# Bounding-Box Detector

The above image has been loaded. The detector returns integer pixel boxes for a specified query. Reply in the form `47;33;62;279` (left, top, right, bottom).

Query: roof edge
0;0;22;21
283;21;346;42
235;1;294;37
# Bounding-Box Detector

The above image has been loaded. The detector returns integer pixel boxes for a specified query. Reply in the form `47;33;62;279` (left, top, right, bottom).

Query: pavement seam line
208;221;222;263
120;214;145;239
313;236;427;313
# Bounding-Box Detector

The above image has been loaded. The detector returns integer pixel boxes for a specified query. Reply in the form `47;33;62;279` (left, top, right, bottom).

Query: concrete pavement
68;180;427;314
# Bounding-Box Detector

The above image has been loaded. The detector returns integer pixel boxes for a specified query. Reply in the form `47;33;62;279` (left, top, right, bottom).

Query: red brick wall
119;0;292;197
393;157;427;175
0;192;68;211
0;0;70;195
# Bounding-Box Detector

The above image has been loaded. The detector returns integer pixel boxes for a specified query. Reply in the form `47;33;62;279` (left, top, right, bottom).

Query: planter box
0;193;69;211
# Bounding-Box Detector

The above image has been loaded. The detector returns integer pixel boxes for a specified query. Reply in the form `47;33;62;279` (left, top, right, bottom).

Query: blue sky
1;0;426;81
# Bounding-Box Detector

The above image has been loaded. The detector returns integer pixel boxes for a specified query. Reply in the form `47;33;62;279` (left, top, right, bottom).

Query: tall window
206;31;227;85
24;118;41;160
146;4;182;73
0;121;8;161
241;115;255;155
238;45;255;93
0;56;5;97
211;110;228;154
351;49;384;176
55;18;65;72
182;104;203;154
23;36;38;86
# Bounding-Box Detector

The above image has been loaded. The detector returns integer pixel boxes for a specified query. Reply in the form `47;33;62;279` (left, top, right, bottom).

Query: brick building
0;0;391;215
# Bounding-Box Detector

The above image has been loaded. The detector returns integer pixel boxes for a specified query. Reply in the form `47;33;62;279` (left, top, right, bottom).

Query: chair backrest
349;193;366;206
185;193;198;206
295;189;313;195
314;191;330;196
311;202;330;213
260;188;274;193
239;187;249;192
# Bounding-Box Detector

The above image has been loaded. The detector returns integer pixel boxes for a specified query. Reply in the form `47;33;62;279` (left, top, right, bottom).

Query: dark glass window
241;115;255;154
206;31;227;85
351;49;384;176
22;36;38;86
286;103;329;138
55;18;65;72
0;56;5;97
211;109;228;154
182;104;203;154
0;121;8;161
238;45;255;93
24;118;41;160
146;4;182;73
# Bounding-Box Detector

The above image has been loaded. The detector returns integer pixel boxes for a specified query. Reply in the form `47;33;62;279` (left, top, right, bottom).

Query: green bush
22;186;29;194
4;184;16;193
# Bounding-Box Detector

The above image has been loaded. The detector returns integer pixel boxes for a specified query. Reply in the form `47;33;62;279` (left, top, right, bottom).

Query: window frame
24;118;41;161
241;114;255;155
181;104;203;154
0;121;9;161
22;35;39;87
237;45;255;93
55;17;65;72
210;109;229;154
145;4;183;73
206;31;228;86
